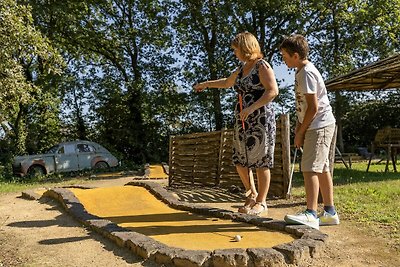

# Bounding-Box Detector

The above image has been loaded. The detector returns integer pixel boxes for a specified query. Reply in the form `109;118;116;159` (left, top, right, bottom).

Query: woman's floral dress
232;59;276;169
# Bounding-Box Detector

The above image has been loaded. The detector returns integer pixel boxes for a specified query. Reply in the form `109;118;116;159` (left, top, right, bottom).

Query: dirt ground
0;177;398;267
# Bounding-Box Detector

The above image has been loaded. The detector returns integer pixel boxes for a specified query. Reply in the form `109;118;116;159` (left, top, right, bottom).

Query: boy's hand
294;132;304;148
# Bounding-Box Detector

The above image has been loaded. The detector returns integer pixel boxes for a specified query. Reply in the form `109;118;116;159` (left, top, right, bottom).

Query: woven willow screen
168;114;290;198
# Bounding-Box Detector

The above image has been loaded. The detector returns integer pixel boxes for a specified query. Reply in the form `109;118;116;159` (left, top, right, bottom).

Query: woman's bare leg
248;167;270;214
236;165;257;212
236;164;257;196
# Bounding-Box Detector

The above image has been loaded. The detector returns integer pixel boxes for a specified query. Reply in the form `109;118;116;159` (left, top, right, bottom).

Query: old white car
13;140;119;177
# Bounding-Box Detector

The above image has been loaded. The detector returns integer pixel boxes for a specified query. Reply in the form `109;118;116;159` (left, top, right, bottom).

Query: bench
366;128;400;172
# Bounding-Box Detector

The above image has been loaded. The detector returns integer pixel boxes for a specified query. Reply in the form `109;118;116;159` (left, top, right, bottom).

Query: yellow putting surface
93;172;125;178
148;165;168;179
70;186;294;251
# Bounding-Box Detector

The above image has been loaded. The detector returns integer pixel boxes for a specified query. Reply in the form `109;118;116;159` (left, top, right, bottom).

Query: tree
342;90;400;149
27;0;177;163
305;0;400;152
0;0;63;156
174;0;238;131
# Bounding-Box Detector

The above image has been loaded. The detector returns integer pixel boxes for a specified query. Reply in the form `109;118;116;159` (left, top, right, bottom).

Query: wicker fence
168;114;290;198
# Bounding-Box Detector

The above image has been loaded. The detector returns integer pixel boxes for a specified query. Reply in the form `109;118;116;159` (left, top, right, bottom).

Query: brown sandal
247;202;267;215
238;196;256;214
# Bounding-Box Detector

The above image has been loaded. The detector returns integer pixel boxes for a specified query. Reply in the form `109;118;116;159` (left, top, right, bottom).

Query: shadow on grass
332;168;400;185
291;163;400;187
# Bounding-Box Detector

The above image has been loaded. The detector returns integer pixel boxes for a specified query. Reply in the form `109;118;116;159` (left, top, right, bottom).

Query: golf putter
238;94;256;194
286;147;298;199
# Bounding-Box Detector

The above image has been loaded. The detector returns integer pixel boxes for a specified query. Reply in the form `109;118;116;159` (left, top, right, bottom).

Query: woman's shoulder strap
257;58;270;68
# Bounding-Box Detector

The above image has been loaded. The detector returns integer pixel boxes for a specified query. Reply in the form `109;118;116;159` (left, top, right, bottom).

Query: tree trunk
332;5;344;152
212;89;223;130
335;91;344;152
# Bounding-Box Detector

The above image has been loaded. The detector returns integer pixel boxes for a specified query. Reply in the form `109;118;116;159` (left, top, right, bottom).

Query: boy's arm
295;93;318;147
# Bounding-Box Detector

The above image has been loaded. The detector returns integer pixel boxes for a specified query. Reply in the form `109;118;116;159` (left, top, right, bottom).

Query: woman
193;32;279;215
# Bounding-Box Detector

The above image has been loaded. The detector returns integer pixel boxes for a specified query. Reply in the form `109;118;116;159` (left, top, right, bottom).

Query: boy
280;34;339;230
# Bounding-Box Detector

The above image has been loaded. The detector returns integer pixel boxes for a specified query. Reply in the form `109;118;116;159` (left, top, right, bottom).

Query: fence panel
169;114;290;198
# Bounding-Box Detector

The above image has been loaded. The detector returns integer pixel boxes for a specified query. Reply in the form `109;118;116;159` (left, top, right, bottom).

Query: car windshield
46;145;60;154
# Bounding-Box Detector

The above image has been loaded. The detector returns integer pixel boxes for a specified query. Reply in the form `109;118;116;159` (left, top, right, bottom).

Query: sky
273;63;295;88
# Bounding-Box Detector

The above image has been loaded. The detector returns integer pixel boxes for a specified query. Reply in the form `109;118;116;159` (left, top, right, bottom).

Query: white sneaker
319;211;340;226
284;211;319;230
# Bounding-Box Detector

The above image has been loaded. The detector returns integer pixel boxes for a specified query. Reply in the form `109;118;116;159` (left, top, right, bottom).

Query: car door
76;143;96;170
54;144;79;172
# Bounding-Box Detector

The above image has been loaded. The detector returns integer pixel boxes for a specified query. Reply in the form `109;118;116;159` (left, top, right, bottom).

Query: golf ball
234;235;241;241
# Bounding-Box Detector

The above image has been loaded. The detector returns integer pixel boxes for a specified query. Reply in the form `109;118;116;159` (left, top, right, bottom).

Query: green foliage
234;0;303;63
342;90;400;149
0;0;64;163
1;0;399;170
25;0;178;163
0;0;61;115
296;0;400;151
306;0;400;77
174;0;238;130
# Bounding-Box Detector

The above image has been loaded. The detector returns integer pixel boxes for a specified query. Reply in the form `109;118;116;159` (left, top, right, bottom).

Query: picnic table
367;128;400;172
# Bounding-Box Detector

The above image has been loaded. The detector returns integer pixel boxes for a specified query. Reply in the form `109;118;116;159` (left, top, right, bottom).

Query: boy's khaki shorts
301;123;335;173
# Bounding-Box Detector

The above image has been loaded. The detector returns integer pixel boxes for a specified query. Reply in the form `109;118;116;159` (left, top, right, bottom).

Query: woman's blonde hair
231;32;263;61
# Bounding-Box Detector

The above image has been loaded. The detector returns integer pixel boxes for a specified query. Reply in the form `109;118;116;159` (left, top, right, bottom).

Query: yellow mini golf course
30;165;328;266
147;165;169;179
70;185;294;251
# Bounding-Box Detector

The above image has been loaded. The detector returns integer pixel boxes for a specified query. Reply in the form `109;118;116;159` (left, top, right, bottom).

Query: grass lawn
291;160;400;247
0;176;95;195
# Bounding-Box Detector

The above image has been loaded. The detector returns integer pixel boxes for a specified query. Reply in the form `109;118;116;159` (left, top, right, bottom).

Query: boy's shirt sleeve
299;71;318;94
296;64;336;129
295;68;317;124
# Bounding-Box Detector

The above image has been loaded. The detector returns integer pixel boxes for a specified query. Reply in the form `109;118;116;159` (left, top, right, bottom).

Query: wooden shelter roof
325;54;400;91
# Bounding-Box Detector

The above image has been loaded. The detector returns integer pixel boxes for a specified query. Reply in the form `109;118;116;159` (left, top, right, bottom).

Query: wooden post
192;140;196;186
168;135;174;186
329;125;338;177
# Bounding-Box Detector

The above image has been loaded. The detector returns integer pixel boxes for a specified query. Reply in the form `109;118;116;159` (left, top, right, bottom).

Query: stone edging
21;189;43;200
31;181;328;267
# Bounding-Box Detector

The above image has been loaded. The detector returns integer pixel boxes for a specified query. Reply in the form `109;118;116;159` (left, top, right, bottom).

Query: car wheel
27;165;45;178
94;161;109;169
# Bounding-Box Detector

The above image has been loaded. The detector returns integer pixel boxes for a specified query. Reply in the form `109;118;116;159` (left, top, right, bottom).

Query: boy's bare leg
318;171;334;206
285;171;321;229
317;171;339;225
303;172;320;211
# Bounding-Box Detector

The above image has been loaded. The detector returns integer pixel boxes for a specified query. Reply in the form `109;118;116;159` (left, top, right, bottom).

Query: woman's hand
193;82;207;92
239;107;254;122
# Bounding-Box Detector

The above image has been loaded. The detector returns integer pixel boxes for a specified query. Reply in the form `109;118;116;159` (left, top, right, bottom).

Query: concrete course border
23;181;328;267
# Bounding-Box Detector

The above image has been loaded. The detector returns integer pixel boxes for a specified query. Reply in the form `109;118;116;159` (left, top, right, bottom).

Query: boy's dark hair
279;34;309;60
